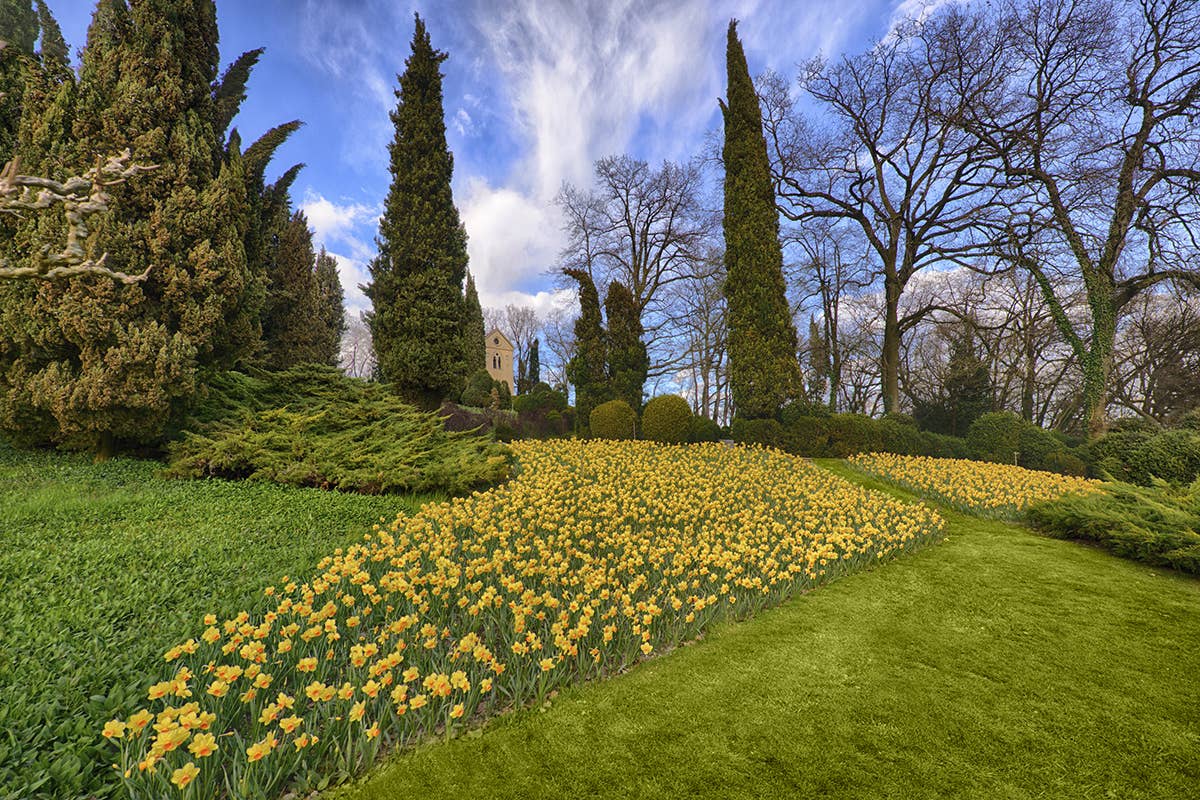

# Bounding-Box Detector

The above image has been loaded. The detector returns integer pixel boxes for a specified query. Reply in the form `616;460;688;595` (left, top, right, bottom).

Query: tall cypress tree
565;268;609;427
720;20;801;419
463;270;486;375
315;247;345;366
0;0;257;457
262;210;324;368
605;280;647;411
365;14;470;406
528;338;540;386
0;0;38;158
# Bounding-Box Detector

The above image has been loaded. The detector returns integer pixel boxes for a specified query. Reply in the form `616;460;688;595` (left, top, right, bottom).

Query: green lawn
0;445;438;800
340;459;1200;800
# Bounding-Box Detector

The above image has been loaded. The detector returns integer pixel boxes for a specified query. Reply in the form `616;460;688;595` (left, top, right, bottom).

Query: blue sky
53;0;933;317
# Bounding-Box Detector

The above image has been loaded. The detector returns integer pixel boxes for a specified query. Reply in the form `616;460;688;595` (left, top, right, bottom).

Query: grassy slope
342;459;1200;800
0;445;438;800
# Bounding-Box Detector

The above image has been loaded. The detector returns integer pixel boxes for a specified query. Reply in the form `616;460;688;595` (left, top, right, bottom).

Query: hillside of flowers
849;453;1102;518
102;440;944;798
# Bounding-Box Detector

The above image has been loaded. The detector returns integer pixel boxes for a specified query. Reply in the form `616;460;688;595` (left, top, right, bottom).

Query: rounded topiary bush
641;395;693;444
590;399;638;440
966;411;1025;463
879;417;924;456
782;416;830;456
461;369;496;408
1128;429;1200;485
827;413;884;458
1016;424;1063;471
688;414;722;443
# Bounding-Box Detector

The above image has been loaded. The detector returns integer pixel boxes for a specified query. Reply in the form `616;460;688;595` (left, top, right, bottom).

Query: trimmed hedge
642;395;693;444
688;415;723;443
590;399;638;440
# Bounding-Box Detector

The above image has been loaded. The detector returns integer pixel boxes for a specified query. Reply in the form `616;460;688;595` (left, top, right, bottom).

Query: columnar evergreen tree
463;270;486;374
0;0;262;457
807;316;829;405
315;247;345;366
528;338;540;387
605;280;648;411
720;20;801;419
261;210;325;368
564;268;609;428
0;0;39;157
365;14;470;406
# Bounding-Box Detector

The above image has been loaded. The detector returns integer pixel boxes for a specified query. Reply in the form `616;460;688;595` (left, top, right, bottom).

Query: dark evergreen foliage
463;271;486;375
365;14;470;404
604;280;647;411
564;268;609;428
261;210;325;368
720;20;802;420
314;247;346;367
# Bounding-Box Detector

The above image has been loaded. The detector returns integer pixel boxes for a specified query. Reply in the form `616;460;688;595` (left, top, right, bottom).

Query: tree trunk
880;274;902;414
95;430;115;463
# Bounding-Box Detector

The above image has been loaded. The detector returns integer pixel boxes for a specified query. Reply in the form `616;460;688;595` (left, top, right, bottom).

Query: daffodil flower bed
104;441;944;799
849;452;1102;518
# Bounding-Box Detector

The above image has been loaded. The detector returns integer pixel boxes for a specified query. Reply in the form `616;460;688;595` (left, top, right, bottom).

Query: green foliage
565;268;609;428
730;417;784;449
1028;481;1200;574
463;272;486;376
528;338;541;387
688;414;723;443
878;417;925;456
0;0;300;456
1126;430;1200;486
641;395;693;444
461;368;511;410
919;431;972;459
720;21;802;419
1043;449;1089;477
513;381;568;415
261;210;326;368
0;443;431;800
589;399;637;440
825;414;884;458
366;15;470;403
314;248;345;366
167;366;511;494
913;328;993;437
604;280;648;411
966;412;1026;464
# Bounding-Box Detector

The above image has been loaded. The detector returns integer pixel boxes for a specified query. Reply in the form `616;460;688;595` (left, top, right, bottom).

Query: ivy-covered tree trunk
720;20;801;420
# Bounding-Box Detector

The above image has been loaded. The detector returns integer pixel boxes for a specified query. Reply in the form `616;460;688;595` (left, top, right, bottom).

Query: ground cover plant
104;440;944;799
166;367;511;494
339;461;1200;800
0;444;435;800
1027;480;1200;575
848;452;1101;518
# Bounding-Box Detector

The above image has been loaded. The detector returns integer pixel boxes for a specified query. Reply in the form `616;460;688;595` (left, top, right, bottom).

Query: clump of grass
1026;480;1200;574
166;366;511;495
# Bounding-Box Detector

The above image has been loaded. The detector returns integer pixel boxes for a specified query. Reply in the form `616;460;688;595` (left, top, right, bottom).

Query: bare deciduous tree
762;7;1006;414
958;0;1200;436
556;154;714;377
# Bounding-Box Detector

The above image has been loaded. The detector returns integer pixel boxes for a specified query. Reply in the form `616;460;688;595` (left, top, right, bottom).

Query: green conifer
365;14;470;406
463;271;486;375
0;0;258;457
315;247;345;367
720;20;801;419
262;210;325;368
565;268;609;428
605;280;648;411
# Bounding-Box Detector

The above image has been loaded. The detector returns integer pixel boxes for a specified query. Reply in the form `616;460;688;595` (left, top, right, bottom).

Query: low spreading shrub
167;368;511;495
1027;481;1200;574
641;395;693;444
590;400;638;440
